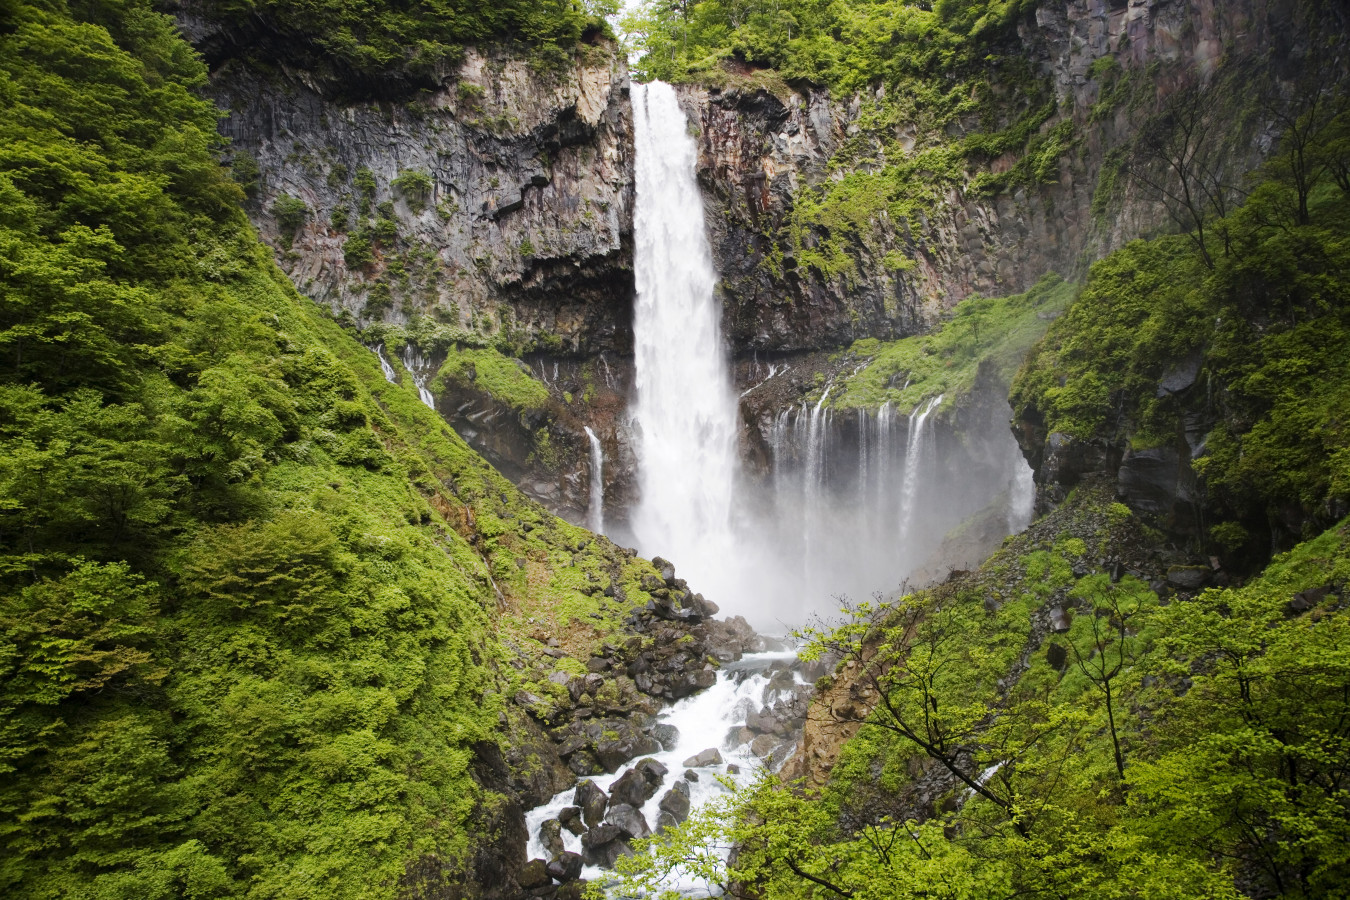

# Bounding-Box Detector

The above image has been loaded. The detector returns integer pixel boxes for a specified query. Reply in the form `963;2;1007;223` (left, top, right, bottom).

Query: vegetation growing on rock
826;274;1074;414
610;483;1350;898
0;2;665;895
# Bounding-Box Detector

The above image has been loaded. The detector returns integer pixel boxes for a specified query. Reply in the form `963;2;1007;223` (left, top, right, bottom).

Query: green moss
430;346;550;413
829;274;1075;413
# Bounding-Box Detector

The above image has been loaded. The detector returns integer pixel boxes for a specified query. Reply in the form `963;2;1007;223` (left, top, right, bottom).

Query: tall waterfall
584;426;605;535
630;82;742;598
627;82;1035;626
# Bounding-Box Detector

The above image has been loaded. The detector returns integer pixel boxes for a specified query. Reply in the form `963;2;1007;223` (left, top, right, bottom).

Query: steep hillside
0;3;713;897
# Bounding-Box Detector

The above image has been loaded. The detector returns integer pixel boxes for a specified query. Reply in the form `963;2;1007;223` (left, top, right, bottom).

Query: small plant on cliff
392;170;432;213
271;193;309;248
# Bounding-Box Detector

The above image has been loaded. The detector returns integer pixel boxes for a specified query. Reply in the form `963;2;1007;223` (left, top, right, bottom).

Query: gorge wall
190;0;1320;551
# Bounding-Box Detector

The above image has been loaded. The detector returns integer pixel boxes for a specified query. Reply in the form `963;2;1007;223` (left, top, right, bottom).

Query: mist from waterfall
628;81;1034;629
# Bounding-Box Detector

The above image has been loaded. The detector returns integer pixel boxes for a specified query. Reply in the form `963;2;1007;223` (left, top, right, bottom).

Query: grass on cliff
826;274;1074;413
610;484;1350;899
0;2;666;896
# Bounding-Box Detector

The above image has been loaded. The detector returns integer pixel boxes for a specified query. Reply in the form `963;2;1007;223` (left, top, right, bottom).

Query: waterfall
374;345;398;383
400;346;437;410
584;426;605;535
899;395;943;548
629;82;742;599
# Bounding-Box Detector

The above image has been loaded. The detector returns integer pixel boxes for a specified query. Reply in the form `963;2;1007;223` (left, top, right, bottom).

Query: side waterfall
399;346;437;410
584;426;605;535
899;394;943;547
630;82;742;600
374;345;398;383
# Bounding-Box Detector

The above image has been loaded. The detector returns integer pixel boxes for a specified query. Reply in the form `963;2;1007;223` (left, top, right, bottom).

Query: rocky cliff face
676;0;1299;356
189;0;1313;542
204;37;635;354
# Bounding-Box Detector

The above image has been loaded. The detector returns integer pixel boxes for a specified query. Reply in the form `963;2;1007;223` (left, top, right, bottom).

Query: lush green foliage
609;488;1350;898
624;0;1035;90
827;274;1074;413
1012;122;1350;545
195;0;621;81
0;2;665;895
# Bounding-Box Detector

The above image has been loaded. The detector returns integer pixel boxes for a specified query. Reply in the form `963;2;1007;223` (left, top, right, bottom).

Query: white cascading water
584;426;606;535
898;394;943;547
629;82;742;601
374;345;398;383
400;346;437;410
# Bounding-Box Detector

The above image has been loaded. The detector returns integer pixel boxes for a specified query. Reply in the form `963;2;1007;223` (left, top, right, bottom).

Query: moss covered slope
0;2;661;896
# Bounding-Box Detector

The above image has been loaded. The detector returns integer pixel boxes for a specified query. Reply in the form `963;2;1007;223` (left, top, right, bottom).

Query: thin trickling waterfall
630;82;741;597
400;346;436;410
583;426;605;535
899;394;943;547
374;345;398;383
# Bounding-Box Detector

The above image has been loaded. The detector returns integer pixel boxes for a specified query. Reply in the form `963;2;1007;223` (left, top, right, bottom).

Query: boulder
1045;642;1068;671
726;764;740;775
558;806;586;836
582;834;633;869
605;802;651;840
566;750;602;776
683;769;699;782
539;818;565;858
750;733;777;759
635;757;669;789
668;669;717;699
656;810;680;834
607;768;650;809
658;782;690;823
581;823;624;850
652;556;677;582
652;723;680;750
1048;606;1071;633
595;729;660;772
546;851;584;883
1166;565;1210;590
573;779;609;828
683;748;723;768
519;858;550;890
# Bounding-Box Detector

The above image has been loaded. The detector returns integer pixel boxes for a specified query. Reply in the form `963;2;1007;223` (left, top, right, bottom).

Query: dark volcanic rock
658;781;691;823
607;769;650;809
605;802;651;840
574;780;609;829
539;819;565;858
546;851;585;883
519;858;550;890
558;806;586;836
652;723;680;750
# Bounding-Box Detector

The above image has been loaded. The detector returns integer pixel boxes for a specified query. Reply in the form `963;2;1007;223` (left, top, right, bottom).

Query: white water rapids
525;652;802;892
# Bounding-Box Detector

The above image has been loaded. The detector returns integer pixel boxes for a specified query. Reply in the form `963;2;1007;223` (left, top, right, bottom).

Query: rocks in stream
682;747;724;768
557;806;586;836
574;780;609;829
539;819;565;858
658;781;691;823
605;803;651;840
546;852;584;883
581;823;633;868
